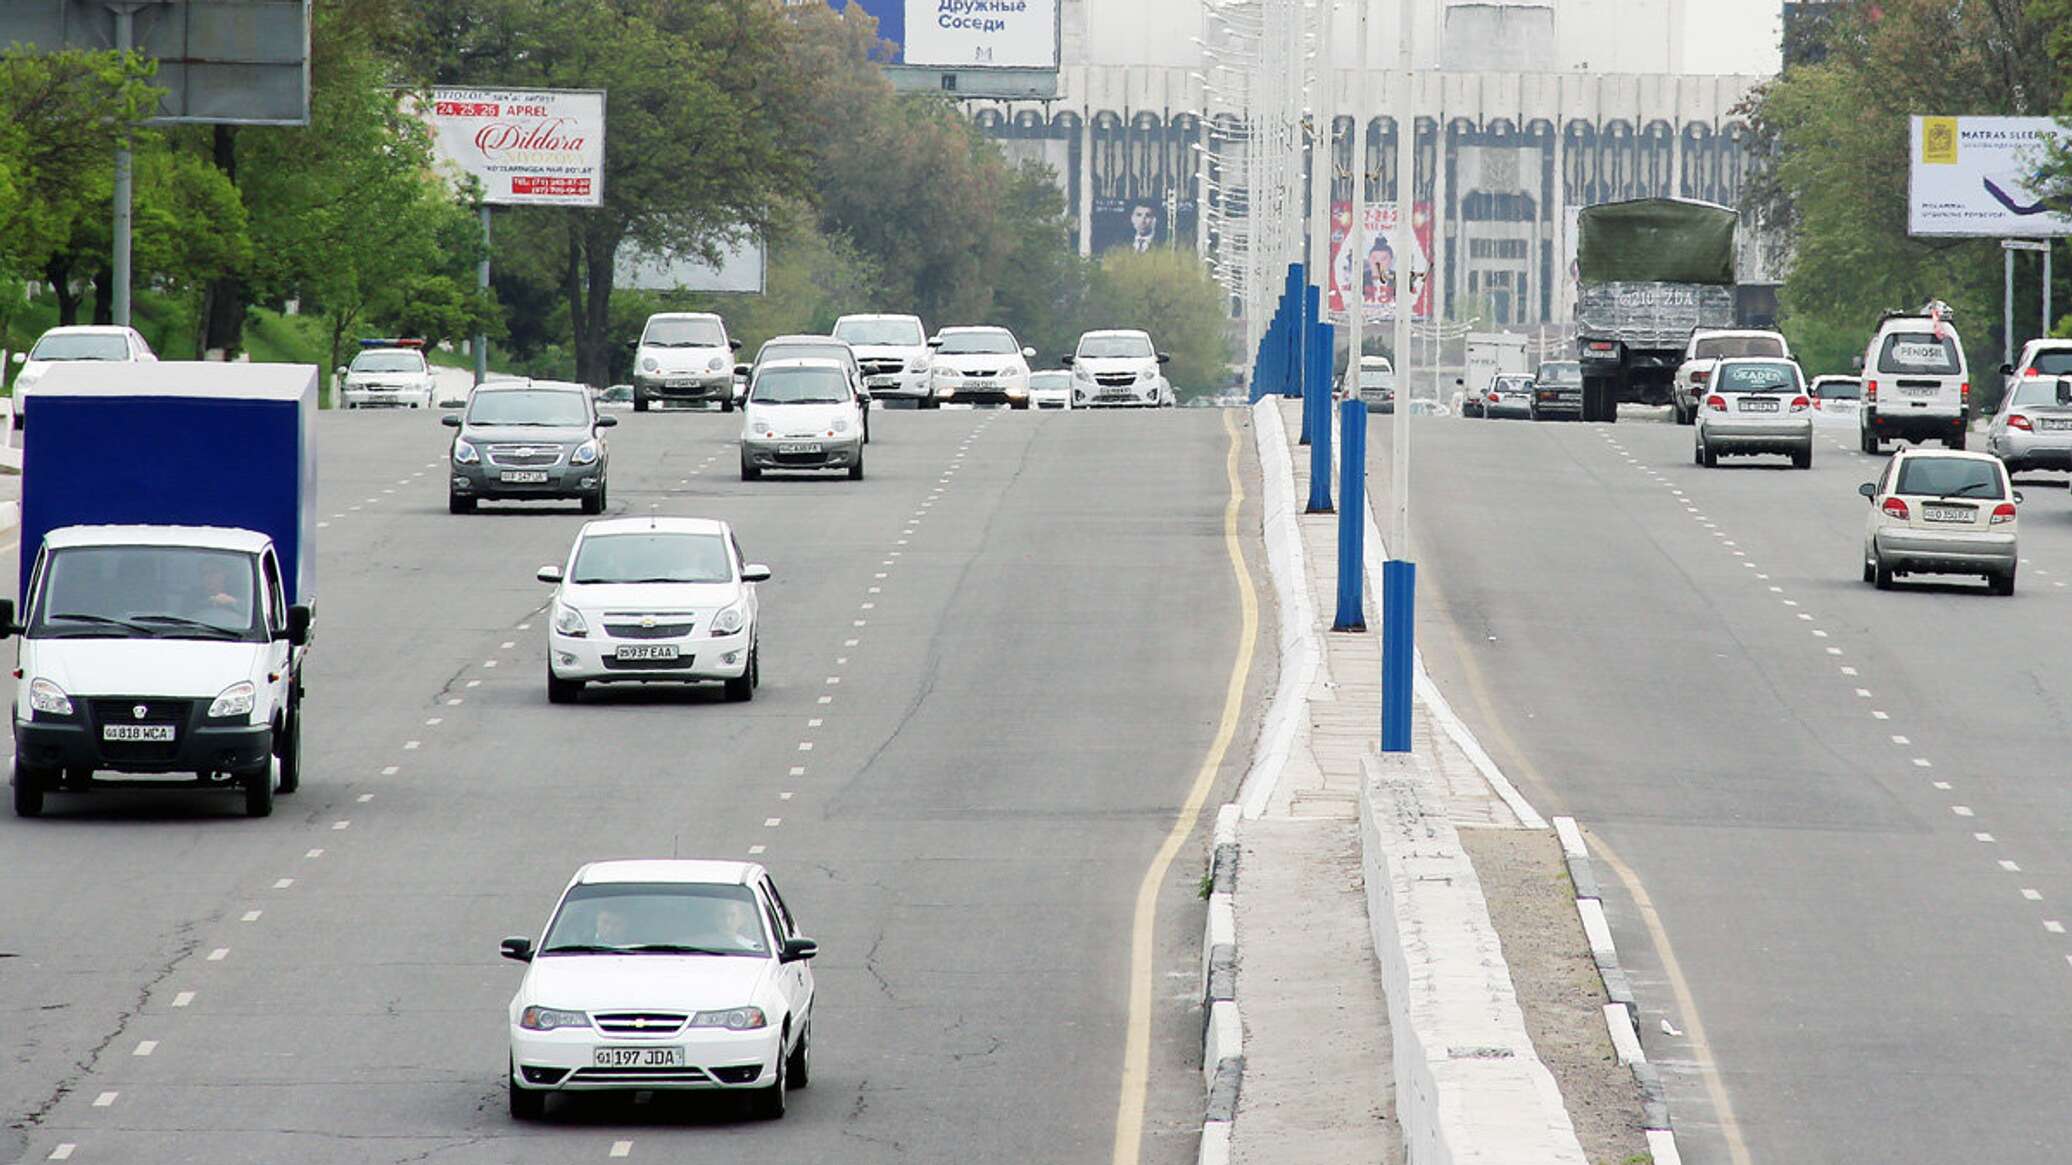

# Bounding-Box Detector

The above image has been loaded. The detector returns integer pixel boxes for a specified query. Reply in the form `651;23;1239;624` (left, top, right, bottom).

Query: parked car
1671;329;1790;425
1693;357;1813;469
1860;303;1969;453
1988;338;2072;475
1859;448;2019;594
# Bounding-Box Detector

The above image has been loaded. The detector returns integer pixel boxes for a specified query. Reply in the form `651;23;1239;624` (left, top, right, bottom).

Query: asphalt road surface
1;402;1266;1164
1371;408;2072;1164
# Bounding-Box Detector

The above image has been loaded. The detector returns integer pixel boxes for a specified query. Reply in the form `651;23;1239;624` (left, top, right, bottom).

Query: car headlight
913;356;930;372
570;440;599;466
519;1006;592;1031
16;368;45;389
708;355;726;372
28;678;72;716
552;603;589;638
689;1006;767;1030
208;681;257;719
452;439;480;465
751;420;771;436
710;602;748;636
641;357;658;373
1074;365;1093;380
831;419;850;435
1143;363;1162;379
937;367;961;381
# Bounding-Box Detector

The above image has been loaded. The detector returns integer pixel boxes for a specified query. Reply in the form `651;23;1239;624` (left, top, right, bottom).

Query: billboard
616;236;767;295
416;88;606;208
1328;202;1434;322
833;1;1059;98
1909;115;2072;237
0;1;312;125
1093;194;1199;255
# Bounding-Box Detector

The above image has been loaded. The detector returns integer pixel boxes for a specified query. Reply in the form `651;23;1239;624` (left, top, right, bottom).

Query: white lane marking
2049;921;2065;934
447;698;463;706
1856;688;1873;698
875;573;887;579
357;793;374;804
92;1091;117;1108
1953;806;1975;817
207;948;228;961
518;623;532;631
764;818;782;828
241;910;262;923
133;1040;156;1056
868;587;881;594
859;603;874;610
426;718;443;726
501;641;514;650
405;741;421;750
48;1145;74;1160
273;878;295;889
748;844;766;856
305;849;323;859
2001;860;2022;872
798;742;813;751
825;677;841;685
845;639;859;647
382;766;399;776
611;1142;632;1159
1796;613;1813;621
780;792;794;801
466;680;481;688
318;521;330;529
789;766;805;776
1840;666;1859;676
483;660;498;668
1891;735;1910;745
808;719;823;728
817;696;832;705
1934;781;1952;790
1976;833;1996;842
172;991;195;1007
854;619;866;627
1912;758;1933;768
2024;888;2044;900
836;658;848;666
1826;647;1844;656
1770;586;1785;593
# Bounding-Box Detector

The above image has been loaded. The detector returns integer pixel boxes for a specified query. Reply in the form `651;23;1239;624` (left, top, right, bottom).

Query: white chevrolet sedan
502;860;818;1121
537;517;768;703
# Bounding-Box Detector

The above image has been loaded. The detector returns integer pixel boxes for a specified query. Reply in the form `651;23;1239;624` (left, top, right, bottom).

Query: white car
1028;369;1072;409
1861;304;1970;453
337;341;436;409
833;314;933;407
1695;356;1814;468
1670;329;1789;425
1860;448;2019;594
12;325;156;429
1988;338;2072;475
929;326;1034;408
1809;374;1863;420
501;860;817;1121
632;312;739;412
1066;329;1174;408
537;517;768;703
740;359;866;480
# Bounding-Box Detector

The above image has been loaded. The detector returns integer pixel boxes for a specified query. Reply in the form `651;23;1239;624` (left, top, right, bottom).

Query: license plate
2040;418;2072;431
1739;398;1779;412
965;381;995;390
615;644;680;661
778;442;821;454
867;376;899;388
1924;505;1973;523
665;380;694;389
103;724;174;742
592;1046;685;1068
500;470;549;483
1901;385;1940;397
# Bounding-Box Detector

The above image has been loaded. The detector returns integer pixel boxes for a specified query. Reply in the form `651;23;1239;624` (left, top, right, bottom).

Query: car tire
1946;428;1967;451
749;1039;787;1119
448;492;475;515
724;646;757;703
1874;553;1895;591
1693;439;1703;466
12;760;49;817
721;396;735;414
1793;443;1813;470
276;698;301;795
546;664;583;705
509;1058;547;1121
849;452;864;481
1860;428;1880;455
580;487;604;516
1700;438;1718;468
741;454;761;482
786;1018;811;1089
1862;554;1876;584
1993;568;2017;596
633;390;649;413
242;763;274;818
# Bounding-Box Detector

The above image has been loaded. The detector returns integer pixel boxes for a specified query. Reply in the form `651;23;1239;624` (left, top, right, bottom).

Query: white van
1860;307;1970;453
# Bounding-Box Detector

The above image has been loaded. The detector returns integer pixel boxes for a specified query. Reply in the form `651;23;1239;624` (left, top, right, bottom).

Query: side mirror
928;338;943;348
1858;482;1877;500
537;564;565;584
2014;490;2026;505
594;414;618;428
441;414;462;428
1059;355;1074;367
1021;346;1037;359
734;363;751;378
283;604;312;648
1850;354;1865;371
2001;362;2016;377
623;338;640;349
728;338;742;351
334;366;348;378
9;352;23;365
500;936;534;963
779;937;819;963
1157;352;1172;364
0;598;15;638
742;563;772;583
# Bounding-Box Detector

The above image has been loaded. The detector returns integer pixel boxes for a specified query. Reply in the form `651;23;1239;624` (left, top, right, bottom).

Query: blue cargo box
20;363;319;605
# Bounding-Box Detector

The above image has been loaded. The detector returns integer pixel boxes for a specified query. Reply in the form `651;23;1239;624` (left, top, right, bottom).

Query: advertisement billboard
416;88;606;208
1092;194;1199;255
1909;115;2072;237
615;236;767;295
832;1;1059;98
1328;202;1433;322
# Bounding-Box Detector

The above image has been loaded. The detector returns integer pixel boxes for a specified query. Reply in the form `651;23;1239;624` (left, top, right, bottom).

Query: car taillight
1693;370;1710;384
2024;367;2040;377
1991;502;2017;525
1488;392;1500;402
1706;395;1726;411
2010;414;2033;431
1882;497;1910;520
1866;379;1878;400
1791;395;1811;412
1961;381;1971;403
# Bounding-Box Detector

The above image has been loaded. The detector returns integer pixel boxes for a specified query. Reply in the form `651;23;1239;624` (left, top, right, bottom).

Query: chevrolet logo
133;705;148;720
640;617;656;628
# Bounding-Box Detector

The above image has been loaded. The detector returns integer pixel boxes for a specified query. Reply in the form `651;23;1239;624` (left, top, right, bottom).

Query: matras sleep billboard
1909;115;2072;237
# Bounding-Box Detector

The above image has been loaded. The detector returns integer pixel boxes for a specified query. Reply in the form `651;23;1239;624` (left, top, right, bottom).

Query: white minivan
1860;306;1970;453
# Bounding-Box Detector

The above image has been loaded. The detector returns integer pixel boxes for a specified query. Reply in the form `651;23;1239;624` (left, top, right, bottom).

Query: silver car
1860;448;2020;594
1694;357;1813;468
1480;373;1534;419
1987;347;2072;476
446;380;616;514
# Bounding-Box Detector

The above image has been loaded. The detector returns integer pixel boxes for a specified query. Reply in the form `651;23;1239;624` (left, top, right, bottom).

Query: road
1371;408;2072;1164
1;403;1266;1164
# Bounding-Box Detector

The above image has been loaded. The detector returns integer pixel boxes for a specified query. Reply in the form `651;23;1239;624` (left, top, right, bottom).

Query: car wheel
724;646;756;703
748;1038;788;1119
1862;554;1876;584
632;390;649;412
1993;567;2017;596
786;1018;811;1089
849;452;864;481
1860;428;1879;455
546;663;583;705
242;763;274;818
721;396;735;414
1793;443;1813;470
509;1057;547;1121
1946;428;1967;451
580;487;604;516
12;760;49;817
1700;438;1718;468
1693;439;1703;466
276;698;301;795
1874;552;1895;591
448;492;476;515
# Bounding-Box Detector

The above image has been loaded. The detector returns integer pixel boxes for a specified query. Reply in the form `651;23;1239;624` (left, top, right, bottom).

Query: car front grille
1095;373;1137;387
487;445;565;468
569;1065;714;1084
859;359;903;376
601;655;696;671
603;621;694;640
86;698;194;762
961;367;999;378
593;1011;690;1035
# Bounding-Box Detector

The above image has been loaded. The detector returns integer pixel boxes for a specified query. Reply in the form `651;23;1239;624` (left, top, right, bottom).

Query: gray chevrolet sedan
445;380;616;514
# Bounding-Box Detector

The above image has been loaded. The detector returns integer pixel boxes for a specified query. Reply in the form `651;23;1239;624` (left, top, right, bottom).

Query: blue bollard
1334;399;1366;631
1381;559;1416;751
1297;281;1314;444
1306;326;1333;514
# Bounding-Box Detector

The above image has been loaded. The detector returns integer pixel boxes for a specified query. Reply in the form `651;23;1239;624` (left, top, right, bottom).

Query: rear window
1714;361;1801;392
2009;380;2067;407
1815;379;1862;399
1693;335;1784;360
1878;333;1962;375
2023;350;2072;376
1894;457;2004;499
1536;362;1582;387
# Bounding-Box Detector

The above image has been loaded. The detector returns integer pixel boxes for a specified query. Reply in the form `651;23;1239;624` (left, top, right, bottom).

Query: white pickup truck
1672;329;1790;425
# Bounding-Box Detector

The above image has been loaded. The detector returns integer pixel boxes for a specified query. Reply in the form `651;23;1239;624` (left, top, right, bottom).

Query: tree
1086;250;1234;399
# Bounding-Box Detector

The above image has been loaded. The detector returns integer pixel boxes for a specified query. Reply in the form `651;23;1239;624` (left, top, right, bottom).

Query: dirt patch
1460;825;1651;1165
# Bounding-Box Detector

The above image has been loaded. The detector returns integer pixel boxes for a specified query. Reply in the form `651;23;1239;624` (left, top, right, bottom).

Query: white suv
1672;329;1789;425
338;342;436;410
1860;448;2019;594
1860;308;1970;453
832;314;932;407
1066;329;1174;408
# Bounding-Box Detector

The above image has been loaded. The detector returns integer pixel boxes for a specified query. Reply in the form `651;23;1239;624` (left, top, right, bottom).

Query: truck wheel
448;492;476;515
275;700;302;795
242;764;275;818
12;761;49;817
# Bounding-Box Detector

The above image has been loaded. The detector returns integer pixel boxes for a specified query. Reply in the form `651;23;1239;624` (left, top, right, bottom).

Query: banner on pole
1328;201;1433;321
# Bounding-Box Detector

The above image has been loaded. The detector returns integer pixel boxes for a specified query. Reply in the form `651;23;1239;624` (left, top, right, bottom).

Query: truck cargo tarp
1576;199;1737;286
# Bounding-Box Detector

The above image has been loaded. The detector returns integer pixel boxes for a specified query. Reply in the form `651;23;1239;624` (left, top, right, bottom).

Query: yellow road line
1111;410;1259;1165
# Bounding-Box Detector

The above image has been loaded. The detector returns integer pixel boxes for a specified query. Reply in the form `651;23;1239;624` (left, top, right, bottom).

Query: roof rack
1877;299;1957;325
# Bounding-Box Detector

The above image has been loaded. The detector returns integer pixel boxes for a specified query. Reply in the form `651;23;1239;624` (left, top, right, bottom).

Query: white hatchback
1860;448;2020;594
502;860;818;1121
537;517;767;703
740;359;866;479
1694;356;1814;468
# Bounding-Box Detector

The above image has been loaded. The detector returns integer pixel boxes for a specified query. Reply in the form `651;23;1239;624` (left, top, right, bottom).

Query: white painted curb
1237;400;1319;819
1203;1000;1242;1090
1198;1120;1233;1165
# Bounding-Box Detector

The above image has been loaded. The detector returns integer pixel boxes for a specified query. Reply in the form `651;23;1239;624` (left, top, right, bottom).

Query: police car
338;339;437;410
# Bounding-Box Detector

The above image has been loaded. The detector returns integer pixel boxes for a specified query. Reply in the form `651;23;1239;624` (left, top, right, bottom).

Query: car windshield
1494;376;1531;392
1694;335;1784;360
466;390;589;427
1079;334;1155;358
834;319;923;346
30;333;129;361
30;546;263;642
643;318;726;348
350;351;425;373
1715;361;1800;392
752;367;850;404
760;342;846;367
571;533;732;585
1029;371;1070;390
1537;362;1582;386
2023;351;2072;376
1895;457;2004;499
938;331;1016;355
600;385;632;401
1878;333;1962;375
1816;379;1863;399
541;882;769;957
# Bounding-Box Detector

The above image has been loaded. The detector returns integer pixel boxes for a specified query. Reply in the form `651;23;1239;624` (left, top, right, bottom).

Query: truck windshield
30;547;263;641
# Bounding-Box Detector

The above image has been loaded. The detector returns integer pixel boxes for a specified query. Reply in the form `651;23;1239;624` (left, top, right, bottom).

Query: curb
1234;400;1319;819
1195;802;1244;1165
1554;815;1684;1161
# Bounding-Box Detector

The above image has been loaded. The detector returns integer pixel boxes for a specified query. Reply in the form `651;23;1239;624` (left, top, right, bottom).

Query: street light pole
1380;0;1417;754
1346;0;1366;388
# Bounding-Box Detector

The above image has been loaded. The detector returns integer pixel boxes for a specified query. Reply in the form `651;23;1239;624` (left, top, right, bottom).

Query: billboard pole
475;204;491;385
2006;244;2015;373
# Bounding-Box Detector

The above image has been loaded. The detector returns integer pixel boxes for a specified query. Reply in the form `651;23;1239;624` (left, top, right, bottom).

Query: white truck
6;362;317;818
1461;333;1530;416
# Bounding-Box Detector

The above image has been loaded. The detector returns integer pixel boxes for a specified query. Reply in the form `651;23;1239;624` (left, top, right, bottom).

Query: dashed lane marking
92;1092;116;1108
172;992;194;1007
241;911;261;923
133;1041;156;1056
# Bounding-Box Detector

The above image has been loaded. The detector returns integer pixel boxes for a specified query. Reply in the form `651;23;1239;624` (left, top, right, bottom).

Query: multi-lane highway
1374;410;2072;1164
2;405;1266;1164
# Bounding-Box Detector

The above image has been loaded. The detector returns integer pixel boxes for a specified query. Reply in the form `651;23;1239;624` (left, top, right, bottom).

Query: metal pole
1347;0;1366;385
475;205;491;385
1334;397;1366;631
110;4;137;327
2005;244;2015;373
2046;245;2054;339
1390;0;1413;558
1310;1;1334;362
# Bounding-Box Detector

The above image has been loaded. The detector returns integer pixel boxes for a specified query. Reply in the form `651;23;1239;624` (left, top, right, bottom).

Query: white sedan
12;325;156;429
537;517;767;703
929;325;1034;408
502;860;818;1121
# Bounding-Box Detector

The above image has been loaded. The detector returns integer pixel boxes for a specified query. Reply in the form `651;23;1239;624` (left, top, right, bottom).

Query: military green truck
1574;198;1739;423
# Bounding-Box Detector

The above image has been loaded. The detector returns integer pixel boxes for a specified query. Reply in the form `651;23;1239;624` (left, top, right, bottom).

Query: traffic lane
1369;413;2072;1163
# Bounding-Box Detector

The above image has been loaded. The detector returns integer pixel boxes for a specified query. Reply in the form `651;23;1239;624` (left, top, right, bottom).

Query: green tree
1086;249;1234;399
